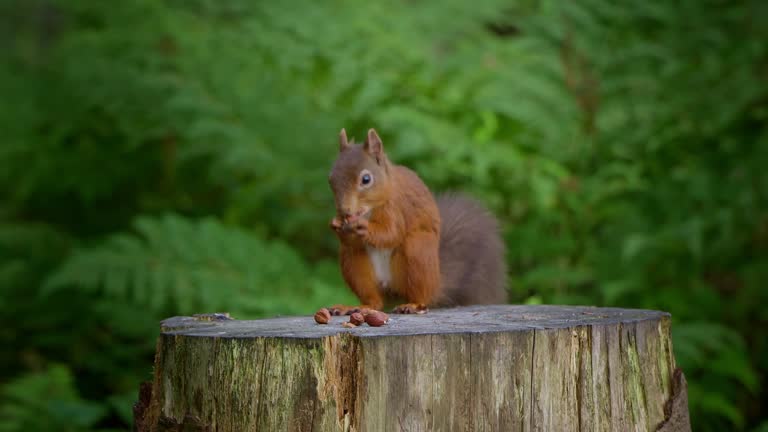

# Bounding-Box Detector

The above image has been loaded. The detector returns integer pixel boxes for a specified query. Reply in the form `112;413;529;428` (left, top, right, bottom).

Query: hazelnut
364;311;389;327
342;322;357;328
349;312;365;326
314;308;331;324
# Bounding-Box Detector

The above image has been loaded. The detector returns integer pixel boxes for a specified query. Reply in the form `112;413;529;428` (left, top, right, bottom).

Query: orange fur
329;128;503;314
329;133;508;314
337;246;384;311
392;231;441;304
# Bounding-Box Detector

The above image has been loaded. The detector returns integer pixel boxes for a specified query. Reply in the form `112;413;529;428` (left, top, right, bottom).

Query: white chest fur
366;246;393;288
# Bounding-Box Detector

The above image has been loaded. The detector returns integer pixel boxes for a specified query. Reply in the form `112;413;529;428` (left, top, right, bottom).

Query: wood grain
136;305;690;432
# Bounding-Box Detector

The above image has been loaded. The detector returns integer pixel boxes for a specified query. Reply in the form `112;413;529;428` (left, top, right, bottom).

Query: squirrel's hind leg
391;231;440;314
331;247;384;315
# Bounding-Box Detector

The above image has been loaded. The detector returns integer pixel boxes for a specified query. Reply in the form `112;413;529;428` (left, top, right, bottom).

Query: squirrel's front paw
353;219;369;238
329;216;343;231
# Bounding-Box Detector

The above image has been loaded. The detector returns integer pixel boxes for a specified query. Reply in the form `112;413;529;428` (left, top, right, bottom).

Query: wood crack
138;305;680;431
529;329;536;431
430;334;435;431
606;326;614;424
254;338;268;429
468;332;473;432
576;328;583;432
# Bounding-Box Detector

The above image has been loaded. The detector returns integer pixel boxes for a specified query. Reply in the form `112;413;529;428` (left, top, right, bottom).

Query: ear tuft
339;128;350;152
364;129;384;160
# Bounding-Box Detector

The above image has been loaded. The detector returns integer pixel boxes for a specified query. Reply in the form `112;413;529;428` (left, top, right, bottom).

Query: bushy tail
436;193;508;306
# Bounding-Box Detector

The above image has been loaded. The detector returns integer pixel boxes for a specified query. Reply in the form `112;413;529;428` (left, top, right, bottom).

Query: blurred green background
1;0;767;430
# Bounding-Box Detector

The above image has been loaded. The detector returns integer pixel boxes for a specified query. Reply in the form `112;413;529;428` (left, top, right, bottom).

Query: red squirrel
328;128;507;314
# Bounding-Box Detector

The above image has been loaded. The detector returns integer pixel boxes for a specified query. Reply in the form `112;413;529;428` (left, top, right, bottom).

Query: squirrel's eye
360;171;373;187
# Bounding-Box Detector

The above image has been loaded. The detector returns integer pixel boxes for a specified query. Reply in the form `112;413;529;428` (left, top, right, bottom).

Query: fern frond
44;214;338;317
0;365;106;432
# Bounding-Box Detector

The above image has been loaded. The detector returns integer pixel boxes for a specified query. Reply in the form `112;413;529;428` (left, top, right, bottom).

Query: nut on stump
314;308;331;324
350;312;365;326
365;311;389;327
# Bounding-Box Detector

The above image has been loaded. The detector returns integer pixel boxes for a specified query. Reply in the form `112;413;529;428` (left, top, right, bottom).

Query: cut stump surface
135;305;690;432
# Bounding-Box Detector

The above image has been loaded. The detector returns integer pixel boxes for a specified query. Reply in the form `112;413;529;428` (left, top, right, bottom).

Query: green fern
44;214;349;318
0;365;106;432
1;0;766;430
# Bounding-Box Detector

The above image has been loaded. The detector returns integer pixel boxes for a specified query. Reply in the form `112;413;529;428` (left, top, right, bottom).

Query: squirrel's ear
364;129;384;162
339;128;350;152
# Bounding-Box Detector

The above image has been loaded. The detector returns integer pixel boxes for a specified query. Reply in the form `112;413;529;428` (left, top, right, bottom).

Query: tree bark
134;305;690;432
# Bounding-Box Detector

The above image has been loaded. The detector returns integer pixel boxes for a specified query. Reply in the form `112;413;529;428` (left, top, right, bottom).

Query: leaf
0;365;107;432
43;214;339;318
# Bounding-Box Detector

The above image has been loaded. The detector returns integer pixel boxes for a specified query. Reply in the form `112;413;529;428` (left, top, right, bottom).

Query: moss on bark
136;305;690;432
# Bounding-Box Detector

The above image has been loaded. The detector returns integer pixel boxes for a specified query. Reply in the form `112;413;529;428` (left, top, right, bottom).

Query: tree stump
134;305;691;432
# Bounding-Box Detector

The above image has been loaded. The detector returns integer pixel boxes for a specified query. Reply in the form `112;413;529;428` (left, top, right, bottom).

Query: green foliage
0;365;106;432
44;214;347;317
1;0;766;430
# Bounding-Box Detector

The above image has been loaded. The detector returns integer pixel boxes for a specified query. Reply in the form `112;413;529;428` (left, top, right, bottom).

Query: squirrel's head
329;128;392;220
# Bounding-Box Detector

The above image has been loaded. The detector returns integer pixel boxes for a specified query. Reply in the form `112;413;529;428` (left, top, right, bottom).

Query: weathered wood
135;305;690;432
